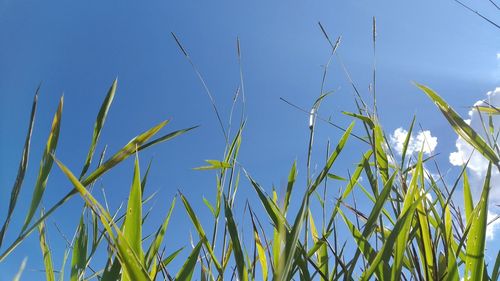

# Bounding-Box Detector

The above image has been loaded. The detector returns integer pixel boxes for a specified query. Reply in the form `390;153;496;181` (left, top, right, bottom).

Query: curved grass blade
179;193;222;273
121;153;144;281
54;158;151;281
224;195;248;281
0;88;38;247
80;79;117;179
145;197;176;270
175;240;203;281
38;210;56;281
415;83;499;167
22;96;63;232
70;215;88;281
464;162;492;280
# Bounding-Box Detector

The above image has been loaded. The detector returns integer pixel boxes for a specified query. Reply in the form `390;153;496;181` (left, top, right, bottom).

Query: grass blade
22;96;63;232
38;210;56;281
175;240;203;281
224;195;248;281
70;216;88;281
80;79;117;179
0;87;38;247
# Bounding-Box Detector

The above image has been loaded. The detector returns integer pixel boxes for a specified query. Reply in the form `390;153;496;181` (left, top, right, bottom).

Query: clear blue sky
0;0;499;279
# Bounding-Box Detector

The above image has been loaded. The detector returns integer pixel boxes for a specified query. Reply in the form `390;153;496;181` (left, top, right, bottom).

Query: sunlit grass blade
80;79;117;179
224;195;248;281
373;124;389;184
22;96;63;232
54;158;151;281
38;210;56;281
416;83;500;166
464;162;492;280
491;250;500;281
121;153;144;281
444;205;459;281
278;194;308;281
283;161;297;213
309;121;355;195
82;120;169;186
0;87;38;247
175;240;203;281
250;210;268;281
463;170;474;224
70;216;88;281
179;193;223;274
145;197;176;270
193;159;232;170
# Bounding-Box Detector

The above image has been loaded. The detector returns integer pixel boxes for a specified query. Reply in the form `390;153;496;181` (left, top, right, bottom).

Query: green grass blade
70;216;88;281
81;119;169;186
179;193;223;273
22;96;63;232
0;88;38;247
224;195;248;281
80;79;117;179
121;153;144;281
464;162;492;280
38;210;56;281
145;197;176;270
444;205;459;281
309;121;355;195
54;158;151;281
416;83;499;165
463;170;474;224
491;250;500;281
161;247;185;266
283;161;297;213
175;240;203;281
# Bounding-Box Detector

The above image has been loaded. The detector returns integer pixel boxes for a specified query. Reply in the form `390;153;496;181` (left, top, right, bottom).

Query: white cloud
449;87;500;238
390;128;438;156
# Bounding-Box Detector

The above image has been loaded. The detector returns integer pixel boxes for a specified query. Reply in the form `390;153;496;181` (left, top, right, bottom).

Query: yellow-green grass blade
193;159;232;170
12;257;28;281
373;124;389;184
474;105;500;115
122;154;144;275
444;205;459;281
283;161;297;213
400;116;416;170
415;188;435;279
309;121;355;195
416;83;499;165
145;196;176;270
0;88;38;247
80;79;117;179
278;193;308;281
179;193;223;274
22;96;63;233
175;240;203;281
250;214;268;281
224;196;248;281
464;162;492;280
38;210;56;281
70;216;88;281
463;170;474;224
161;247;184;267
342;111;374;128
389;153;424;280
82;120;169;186
491;250;500;281
54;158;151;281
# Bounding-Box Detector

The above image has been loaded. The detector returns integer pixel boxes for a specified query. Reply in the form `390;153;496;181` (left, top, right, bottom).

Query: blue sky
0;0;499;279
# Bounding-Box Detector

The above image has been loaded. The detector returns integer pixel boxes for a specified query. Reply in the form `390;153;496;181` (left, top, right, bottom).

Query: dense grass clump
1;31;500;281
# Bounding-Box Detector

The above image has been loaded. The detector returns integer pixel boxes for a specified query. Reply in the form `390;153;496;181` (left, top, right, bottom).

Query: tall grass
1;31;499;281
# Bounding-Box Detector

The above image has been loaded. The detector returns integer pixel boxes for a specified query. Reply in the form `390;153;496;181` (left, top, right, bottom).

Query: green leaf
0;88;38;247
175;240;203;281
145;197;176;270
224;195;248;281
283;161;297;213
179;193;223;274
55;158;151;281
464;162;492;280
416;83;499;165
121;153;144;281
70;216;88;281
38;210;56;281
80;79;117;179
22;96;63;232
193;159;232;170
